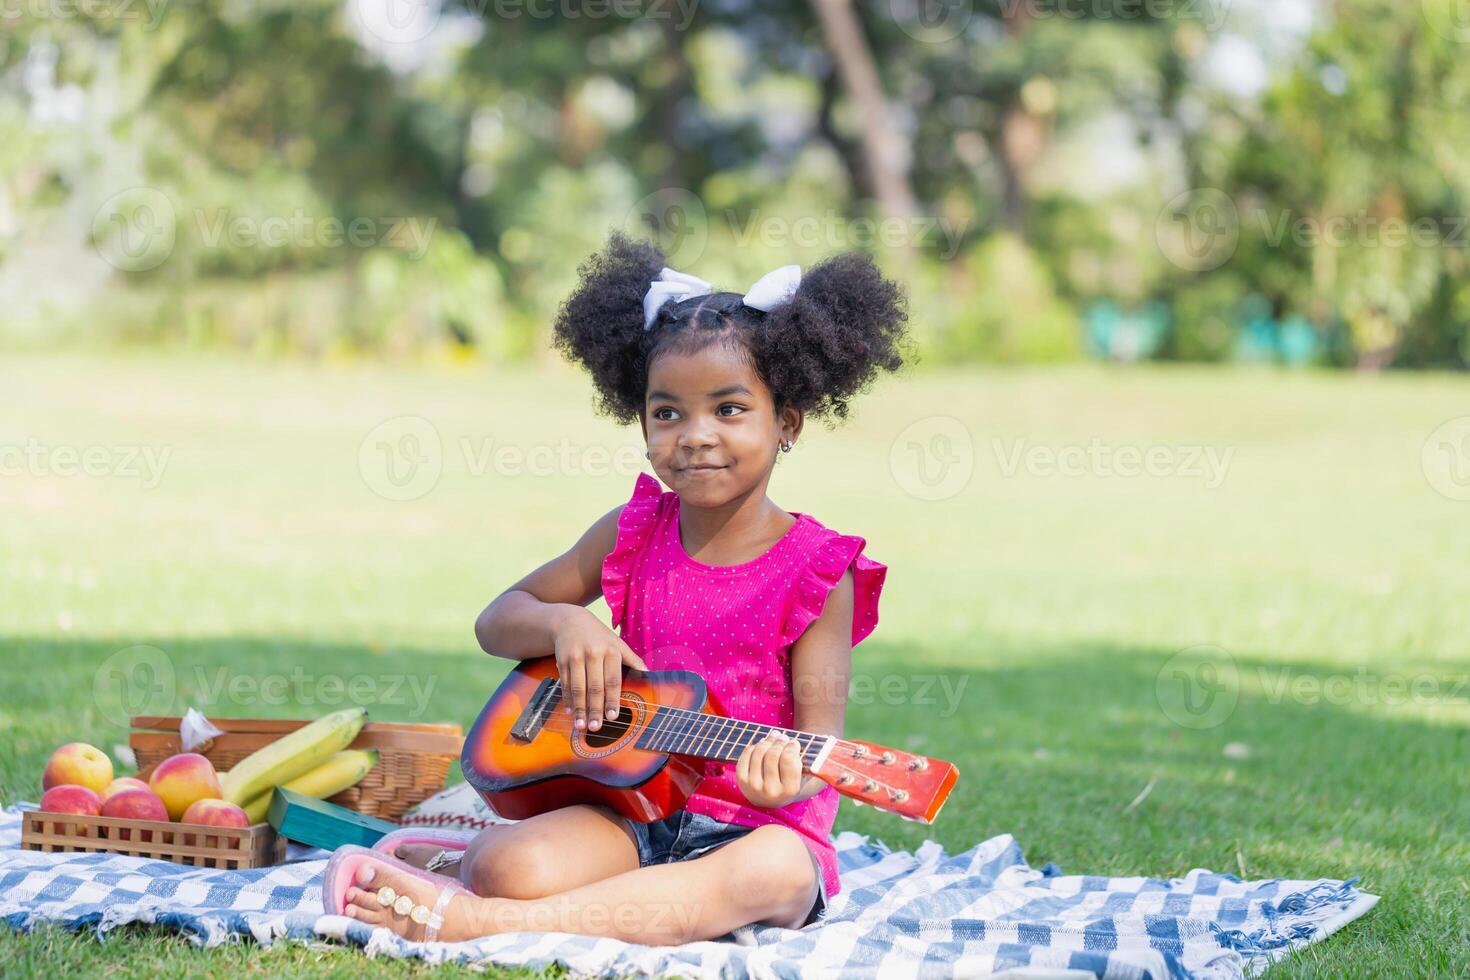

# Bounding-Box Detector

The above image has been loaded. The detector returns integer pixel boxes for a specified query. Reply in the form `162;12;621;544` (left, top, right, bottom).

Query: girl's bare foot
342;858;491;942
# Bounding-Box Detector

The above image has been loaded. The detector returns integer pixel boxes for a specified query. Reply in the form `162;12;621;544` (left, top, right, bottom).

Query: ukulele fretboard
635;707;830;768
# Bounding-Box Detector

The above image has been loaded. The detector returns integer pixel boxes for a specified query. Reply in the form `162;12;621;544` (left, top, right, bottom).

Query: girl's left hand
735;730;805;808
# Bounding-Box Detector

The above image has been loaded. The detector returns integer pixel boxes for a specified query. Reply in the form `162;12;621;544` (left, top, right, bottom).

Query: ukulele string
538;686;886;760
533;710;820;765
538;687;852;758
532;687;914;792
532;714;907;800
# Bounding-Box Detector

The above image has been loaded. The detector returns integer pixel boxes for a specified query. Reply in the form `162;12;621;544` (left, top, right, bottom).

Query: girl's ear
779;404;804;446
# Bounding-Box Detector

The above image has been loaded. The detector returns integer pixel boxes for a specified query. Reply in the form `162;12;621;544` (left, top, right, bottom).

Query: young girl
324;232;910;944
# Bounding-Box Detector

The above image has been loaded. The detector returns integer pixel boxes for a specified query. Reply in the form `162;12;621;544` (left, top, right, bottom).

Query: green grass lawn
1;352;1466;977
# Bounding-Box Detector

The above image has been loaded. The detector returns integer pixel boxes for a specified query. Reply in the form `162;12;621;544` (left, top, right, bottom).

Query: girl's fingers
584;657;606;732
620;642;648;673
601;656;622;725
761;734;785;787
738;743;760;796
566;651;587;730
778;738;802;786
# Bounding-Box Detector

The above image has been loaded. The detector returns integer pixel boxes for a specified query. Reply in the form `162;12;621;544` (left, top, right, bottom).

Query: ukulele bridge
510;676;558;742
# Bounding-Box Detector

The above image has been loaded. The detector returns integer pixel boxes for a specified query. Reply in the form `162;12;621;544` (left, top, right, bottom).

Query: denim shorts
626;809;828;928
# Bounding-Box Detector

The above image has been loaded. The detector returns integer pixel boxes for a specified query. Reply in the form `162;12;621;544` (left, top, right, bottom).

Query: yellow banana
222;708;368;805
282;749;379;798
239;749;379;822
242;789;271;823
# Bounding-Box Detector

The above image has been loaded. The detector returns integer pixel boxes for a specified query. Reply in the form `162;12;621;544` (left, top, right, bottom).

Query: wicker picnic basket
130;716;465;823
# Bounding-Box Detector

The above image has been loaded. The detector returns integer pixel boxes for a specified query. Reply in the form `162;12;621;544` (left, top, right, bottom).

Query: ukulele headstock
813;737;958;823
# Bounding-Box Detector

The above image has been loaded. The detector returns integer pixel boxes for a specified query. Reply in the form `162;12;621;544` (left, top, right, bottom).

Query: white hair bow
642;264;802;331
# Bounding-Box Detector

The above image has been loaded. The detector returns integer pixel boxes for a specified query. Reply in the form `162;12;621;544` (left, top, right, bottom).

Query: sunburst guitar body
461;656;958;824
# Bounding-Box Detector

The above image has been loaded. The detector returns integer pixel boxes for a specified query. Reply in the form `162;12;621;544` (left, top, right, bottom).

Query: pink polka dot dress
600;471;887;898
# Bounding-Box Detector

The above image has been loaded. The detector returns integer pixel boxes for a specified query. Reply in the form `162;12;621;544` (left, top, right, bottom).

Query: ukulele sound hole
571;692;646;759
582;703;634;749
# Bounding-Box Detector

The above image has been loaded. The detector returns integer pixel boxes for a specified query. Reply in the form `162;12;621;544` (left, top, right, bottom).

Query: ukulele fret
633;711;831;768
710;715;739;758
643;706;686;754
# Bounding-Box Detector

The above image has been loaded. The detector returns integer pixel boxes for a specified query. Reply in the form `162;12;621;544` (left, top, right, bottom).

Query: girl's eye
718;404;744;417
653;407;679;421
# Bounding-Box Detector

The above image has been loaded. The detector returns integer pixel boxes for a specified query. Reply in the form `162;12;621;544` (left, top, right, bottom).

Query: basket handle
130;724;464;756
131;716;464;740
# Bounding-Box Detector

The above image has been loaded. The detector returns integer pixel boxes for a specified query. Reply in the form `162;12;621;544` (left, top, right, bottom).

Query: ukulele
461;656;959;825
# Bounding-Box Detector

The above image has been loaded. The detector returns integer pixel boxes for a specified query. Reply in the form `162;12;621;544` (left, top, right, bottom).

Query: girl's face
640;341;801;507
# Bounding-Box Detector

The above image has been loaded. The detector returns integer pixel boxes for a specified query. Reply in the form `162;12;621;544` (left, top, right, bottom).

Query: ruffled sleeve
779;531;887;650
600;472;665;630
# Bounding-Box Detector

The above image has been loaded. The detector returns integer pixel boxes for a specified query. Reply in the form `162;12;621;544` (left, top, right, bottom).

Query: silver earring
779;442;792;453
644;450;650;459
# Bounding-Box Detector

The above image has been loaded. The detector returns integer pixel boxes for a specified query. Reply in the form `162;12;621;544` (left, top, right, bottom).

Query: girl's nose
677;423;718;451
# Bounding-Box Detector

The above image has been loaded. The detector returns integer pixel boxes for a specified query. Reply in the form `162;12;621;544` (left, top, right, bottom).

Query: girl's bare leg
344;823;820;943
390;803;640;895
454;803;642;899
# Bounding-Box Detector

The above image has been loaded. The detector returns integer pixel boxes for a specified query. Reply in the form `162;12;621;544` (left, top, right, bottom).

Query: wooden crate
130;716;465;822
21;810;286;869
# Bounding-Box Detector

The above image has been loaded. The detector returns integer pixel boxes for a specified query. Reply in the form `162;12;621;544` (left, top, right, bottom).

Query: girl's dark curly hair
552;232;912;426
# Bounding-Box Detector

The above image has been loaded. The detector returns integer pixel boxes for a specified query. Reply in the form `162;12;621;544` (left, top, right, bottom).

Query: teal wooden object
267;787;398;850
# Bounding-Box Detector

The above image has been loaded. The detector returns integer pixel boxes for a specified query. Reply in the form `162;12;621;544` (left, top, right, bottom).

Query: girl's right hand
552;607;647;733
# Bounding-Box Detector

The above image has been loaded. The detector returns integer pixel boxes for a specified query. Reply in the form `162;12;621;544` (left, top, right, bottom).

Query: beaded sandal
323;845;468;942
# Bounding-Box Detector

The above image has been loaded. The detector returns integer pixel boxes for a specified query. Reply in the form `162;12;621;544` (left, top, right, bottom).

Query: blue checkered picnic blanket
0;804;1376;978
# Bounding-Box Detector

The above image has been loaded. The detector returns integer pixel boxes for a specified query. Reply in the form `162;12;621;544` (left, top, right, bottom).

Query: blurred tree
1213;0;1470;368
1;0;1465;368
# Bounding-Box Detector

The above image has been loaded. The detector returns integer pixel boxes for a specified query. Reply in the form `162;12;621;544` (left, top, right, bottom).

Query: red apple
181;798;249;826
100;777;150;804
101;787;169;841
39;784;103;816
180;798;250;847
148;753;222;821
43;743;114;794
